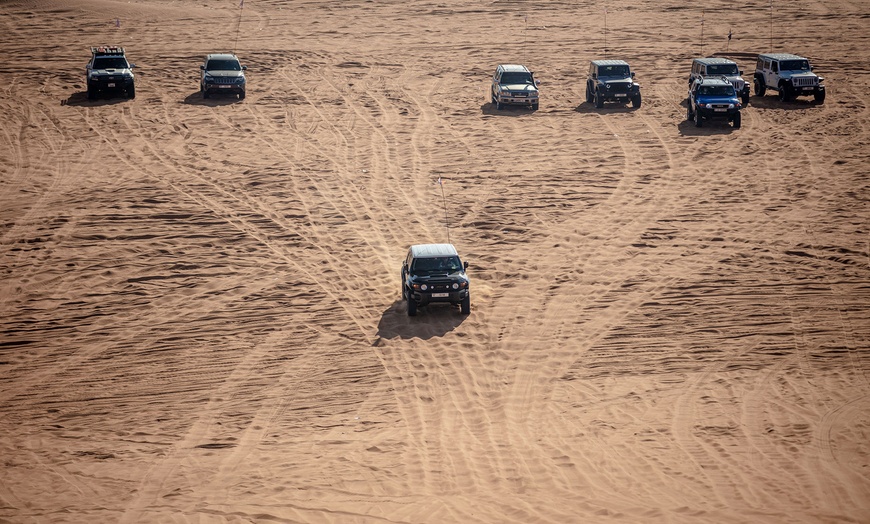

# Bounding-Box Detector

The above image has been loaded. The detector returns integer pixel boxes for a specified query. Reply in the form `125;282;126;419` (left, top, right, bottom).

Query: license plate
431;293;449;298
714;108;727;112
107;83;115;87
801;87;813;91
219;85;231;88
615;93;627;97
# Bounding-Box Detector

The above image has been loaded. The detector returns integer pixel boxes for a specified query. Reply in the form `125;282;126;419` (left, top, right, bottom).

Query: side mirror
591;73;597;79
739;70;744;75
200;65;205;70
535;79;541;86
242;65;247;71
129;64;136;69
810;66;814;71
463;261;469;270
631;71;636;78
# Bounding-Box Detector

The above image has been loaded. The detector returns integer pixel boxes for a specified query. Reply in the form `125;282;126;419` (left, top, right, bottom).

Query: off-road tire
496;100;503;110
239;91;246;100
815;90;826;104
778;83;790;102
87;87;96;100
632;93;642;108
686;105;693;122
586;84;593;104
754;77;766;97
741;92;749;106
531;102;538;111
407;295;417;316
460;295;470;315
594;90;603;109
733;111;741;129
203;87;210;99
694;107;703;127
127;84;135;99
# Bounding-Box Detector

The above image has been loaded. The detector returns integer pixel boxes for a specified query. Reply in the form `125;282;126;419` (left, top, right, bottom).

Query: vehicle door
765;60;778;89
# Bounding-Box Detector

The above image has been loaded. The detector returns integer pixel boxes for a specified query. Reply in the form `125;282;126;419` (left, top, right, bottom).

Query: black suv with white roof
586;60;641;108
200;53;247;99
401;244;470;316
86;46;135;100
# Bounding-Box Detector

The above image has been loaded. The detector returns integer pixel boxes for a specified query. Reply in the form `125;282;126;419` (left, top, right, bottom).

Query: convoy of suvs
84;46;827;317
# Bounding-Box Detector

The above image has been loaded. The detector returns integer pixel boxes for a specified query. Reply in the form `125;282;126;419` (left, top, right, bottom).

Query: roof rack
91;46;126;56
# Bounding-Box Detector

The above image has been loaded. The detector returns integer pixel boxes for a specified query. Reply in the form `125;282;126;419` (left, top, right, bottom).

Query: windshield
707;64;739;75
93;57;129;69
411;256;462;275
699;85;736;96
779;60;810;71
598;65;630;77
500;72;534;85
206;59;242;71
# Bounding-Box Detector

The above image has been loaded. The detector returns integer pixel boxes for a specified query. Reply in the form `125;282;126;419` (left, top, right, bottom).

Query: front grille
511;91;528;97
211;77;240;85
425;281;456;292
792;76;817;87
607;82;631;93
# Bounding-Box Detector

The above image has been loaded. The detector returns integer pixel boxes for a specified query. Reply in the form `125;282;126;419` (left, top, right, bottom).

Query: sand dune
1;0;869;522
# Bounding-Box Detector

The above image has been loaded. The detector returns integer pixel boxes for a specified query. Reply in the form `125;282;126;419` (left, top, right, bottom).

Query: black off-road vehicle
401;244;470;316
586;60;641;108
86;46;135;100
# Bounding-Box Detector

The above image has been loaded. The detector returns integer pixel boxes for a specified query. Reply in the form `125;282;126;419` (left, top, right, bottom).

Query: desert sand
1;0;869;522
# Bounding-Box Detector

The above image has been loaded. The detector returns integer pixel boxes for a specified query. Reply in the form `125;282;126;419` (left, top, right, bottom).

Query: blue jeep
687;76;742;129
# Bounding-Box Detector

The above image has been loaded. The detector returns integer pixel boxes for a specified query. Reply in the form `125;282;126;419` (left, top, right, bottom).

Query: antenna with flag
603;7;607;59
727;28;732;52
435;177;450;244
769;0;773;50
234;0;245;53
700;11;705;55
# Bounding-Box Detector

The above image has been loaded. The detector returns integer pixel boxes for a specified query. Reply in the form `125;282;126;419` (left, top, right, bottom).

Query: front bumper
204;82;246;95
412;289;468;306
496;94;538;106
698;107;740;120
88;76;133;91
789;83;824;97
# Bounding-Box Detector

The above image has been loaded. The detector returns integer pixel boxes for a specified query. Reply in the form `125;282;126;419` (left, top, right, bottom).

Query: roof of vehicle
91;46;126;56
206;53;240;61
693;57;737;65
410;244;459;258
758;53;807;61
498;64;531;72
591;59;629;66
695;76;733;86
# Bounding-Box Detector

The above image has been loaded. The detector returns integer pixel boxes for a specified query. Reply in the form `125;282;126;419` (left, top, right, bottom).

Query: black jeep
401;244;470;316
586;60;641;108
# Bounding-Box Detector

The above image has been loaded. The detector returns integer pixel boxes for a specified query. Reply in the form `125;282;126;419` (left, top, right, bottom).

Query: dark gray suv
401;244;470;316
200;53;247;99
586;60;641;108
86;46;135;100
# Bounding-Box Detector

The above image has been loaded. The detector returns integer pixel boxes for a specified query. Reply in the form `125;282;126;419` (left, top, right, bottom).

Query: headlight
420;284;428;291
452;283;459;290
705;103;712;109
728;104;735;109
236;77;245;84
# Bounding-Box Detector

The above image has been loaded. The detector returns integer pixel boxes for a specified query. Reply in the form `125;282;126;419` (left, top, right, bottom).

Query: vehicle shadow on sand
62;91;130;107
480;102;537;116
375;300;467;341
574;101;639;114
747;95;823;110
182;91;243;106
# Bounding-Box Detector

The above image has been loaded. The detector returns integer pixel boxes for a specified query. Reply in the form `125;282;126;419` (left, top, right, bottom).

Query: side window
771;61;778;73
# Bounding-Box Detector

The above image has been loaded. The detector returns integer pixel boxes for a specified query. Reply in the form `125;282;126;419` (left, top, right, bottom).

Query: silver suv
200;53;247;100
491;64;539;110
689;57;749;105
754;53;825;103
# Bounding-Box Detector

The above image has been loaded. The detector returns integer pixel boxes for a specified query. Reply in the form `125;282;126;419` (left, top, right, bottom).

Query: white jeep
754;53;825;103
